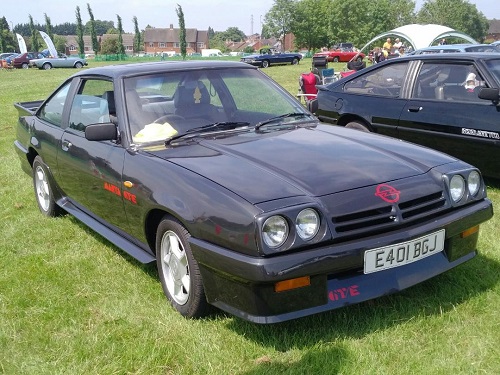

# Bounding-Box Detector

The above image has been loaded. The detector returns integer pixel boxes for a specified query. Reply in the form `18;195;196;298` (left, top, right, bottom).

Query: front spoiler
212;250;475;324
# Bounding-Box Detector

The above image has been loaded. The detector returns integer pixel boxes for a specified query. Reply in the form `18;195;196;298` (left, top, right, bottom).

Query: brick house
64;33;135;56
64;35;94;56
143;24;209;55
486;19;500;42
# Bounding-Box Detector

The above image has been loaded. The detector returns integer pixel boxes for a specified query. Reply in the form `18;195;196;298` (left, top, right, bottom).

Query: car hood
149;125;456;204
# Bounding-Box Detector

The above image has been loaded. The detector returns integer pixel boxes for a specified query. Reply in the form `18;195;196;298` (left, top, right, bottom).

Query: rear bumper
191;199;493;323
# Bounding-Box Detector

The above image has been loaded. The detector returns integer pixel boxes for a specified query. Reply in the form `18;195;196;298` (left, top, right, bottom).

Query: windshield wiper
254;113;313;130
165;121;250;145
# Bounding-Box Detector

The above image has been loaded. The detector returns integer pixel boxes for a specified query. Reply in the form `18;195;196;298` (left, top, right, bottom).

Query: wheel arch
336;114;374;132
144;208;189;255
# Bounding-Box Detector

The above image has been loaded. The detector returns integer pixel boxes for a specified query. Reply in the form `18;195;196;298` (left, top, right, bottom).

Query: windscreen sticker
461;128;500;139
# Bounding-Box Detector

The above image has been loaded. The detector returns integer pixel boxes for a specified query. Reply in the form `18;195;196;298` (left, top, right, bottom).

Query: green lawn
0;60;499;375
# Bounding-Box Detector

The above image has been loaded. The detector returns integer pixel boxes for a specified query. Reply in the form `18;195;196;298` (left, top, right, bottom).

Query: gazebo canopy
360;24;478;52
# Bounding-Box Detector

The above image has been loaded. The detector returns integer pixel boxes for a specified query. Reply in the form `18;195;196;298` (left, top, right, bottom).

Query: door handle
408;106;423;112
61;140;72;151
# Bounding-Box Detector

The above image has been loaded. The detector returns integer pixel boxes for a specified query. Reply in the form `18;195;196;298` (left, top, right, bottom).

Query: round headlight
467;170;481;197
296;209;320;241
262;215;289;248
449;175;465;202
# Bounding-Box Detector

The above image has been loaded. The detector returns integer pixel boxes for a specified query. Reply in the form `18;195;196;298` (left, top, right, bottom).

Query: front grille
332;191;446;237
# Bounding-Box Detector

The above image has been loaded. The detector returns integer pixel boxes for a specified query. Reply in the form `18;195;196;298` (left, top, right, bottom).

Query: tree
116;15;125;55
176;4;187;59
133;16;142;53
417;0;489;42
75;6;85;55
53;35;67;54
87;3;99;54
44;13;54;41
208;26;215;39
29;15;40;52
217;27;246;42
0;17;13;52
100;36;119;54
263;0;297;49
53;22;77;36
84;20;114;36
292;0;331;51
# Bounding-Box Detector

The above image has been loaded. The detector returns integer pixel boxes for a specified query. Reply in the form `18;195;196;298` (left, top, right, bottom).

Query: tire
32;156;63;217
291;58;299;65
345;121;370;132
261;60;270;68
21;62;29;69
156;216;209;318
42;62;52;70
333;57;339;63
356;56;363;62
74;61;83;68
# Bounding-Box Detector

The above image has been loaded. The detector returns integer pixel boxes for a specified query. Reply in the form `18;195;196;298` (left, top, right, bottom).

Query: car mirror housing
478;87;500;104
85;122;117;141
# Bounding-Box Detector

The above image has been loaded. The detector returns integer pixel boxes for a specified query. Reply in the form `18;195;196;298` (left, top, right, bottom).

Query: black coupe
14;61;493;323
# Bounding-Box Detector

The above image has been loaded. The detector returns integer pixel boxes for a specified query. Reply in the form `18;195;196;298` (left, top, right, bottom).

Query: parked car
240;48;302;68
12;52;44;69
30;53;87;69
14;61;493;323
0;52;17;60
311;53;500;179
410;44;500;55
313;49;365;63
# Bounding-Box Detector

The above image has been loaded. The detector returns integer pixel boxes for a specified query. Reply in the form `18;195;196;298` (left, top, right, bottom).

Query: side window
344;62;408;97
414;62;487;102
38;81;71;127
69;79;114;131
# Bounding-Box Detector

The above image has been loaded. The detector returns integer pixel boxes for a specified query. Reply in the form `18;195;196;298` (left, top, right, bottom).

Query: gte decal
375;183;400;203
328;285;360;301
104;182;137;204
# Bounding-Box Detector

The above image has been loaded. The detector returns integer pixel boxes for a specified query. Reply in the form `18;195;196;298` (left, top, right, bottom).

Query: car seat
174;80;222;125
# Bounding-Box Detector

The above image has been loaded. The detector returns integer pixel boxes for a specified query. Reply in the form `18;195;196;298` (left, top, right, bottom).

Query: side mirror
478;87;499;104
85;122;117;141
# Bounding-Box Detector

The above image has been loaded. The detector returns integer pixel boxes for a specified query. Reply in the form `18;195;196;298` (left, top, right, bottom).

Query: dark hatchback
312;53;500;179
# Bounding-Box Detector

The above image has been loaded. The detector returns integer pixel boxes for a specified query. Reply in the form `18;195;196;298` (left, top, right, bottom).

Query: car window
38;81;71;127
484;59;500;83
69;79;115;131
344;62;408;97
413;62;486;102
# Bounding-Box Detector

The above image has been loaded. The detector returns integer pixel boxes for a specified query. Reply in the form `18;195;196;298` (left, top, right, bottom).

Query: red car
313;49;365;63
12;52;44;69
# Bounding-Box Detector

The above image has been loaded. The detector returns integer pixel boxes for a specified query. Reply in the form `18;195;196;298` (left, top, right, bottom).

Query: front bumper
191;199;493;323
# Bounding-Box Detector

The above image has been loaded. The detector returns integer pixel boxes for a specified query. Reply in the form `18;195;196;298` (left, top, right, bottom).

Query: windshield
124;68;306;144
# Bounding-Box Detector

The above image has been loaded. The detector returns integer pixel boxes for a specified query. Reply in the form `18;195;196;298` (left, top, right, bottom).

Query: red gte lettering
103;183;137;204
328;285;360;301
375;236;438;269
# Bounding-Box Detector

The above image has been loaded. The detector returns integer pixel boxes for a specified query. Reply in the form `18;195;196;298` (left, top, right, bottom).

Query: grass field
0;59;499;375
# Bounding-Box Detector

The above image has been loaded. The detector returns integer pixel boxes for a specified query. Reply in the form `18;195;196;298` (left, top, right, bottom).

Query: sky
1;0;499;35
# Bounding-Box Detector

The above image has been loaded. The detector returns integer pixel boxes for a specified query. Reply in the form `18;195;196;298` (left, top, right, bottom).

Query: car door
56;78;129;230
398;60;499;178
337;61;410;137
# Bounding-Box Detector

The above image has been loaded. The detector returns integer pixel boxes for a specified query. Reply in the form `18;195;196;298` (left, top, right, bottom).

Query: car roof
386;52;500;63
70;60;257;80
414;44;499;53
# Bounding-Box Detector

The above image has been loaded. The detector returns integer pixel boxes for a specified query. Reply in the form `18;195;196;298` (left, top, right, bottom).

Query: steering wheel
153;114;187;132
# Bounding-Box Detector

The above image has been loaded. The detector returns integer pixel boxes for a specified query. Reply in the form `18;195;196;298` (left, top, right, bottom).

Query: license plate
364;229;445;274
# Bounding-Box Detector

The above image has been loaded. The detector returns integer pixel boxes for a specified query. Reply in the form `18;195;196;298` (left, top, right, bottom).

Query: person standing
383;38;392;51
